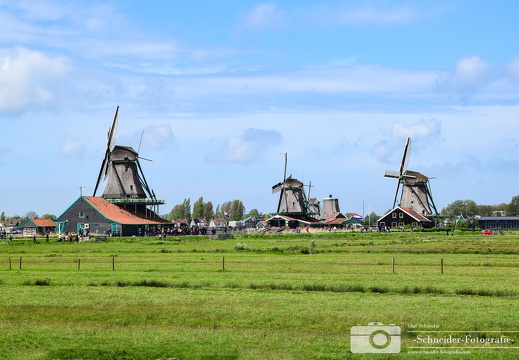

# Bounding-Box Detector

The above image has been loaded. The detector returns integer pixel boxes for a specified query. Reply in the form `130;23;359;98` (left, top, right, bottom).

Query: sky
1;0;519;218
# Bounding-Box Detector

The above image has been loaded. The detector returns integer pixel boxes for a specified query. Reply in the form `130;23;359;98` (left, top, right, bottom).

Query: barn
57;196;171;236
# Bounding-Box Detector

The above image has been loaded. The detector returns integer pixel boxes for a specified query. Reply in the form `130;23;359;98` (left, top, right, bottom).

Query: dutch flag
224;211;231;218
353;214;363;220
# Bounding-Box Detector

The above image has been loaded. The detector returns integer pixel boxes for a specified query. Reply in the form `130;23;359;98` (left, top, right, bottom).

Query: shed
20;219;56;236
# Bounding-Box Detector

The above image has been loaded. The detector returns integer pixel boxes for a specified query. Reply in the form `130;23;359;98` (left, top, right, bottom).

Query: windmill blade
392;181;401;209
399;137;411;175
272;182;283;194
93;155;108;197
283;153;287;181
107;106;119;151
384;170;400;179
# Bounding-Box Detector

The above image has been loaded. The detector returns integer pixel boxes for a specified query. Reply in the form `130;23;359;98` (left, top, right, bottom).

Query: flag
224;211;231;218
353;214;363;220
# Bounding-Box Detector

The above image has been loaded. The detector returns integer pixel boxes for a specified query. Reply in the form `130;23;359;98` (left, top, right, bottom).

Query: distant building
190;218;208;228
244;215;263;228
19;219;56;236
210;218;227;228
479;217;519;230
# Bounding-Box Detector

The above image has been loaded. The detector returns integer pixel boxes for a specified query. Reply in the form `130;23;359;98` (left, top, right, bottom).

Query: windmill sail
93;106;119;196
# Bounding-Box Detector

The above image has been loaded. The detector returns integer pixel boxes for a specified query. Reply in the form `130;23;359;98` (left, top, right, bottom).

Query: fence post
392;257;395;274
112;257;115;271
78;259;81;271
222;256;225;271
19;257;22;270
441;258;444;275
9;257;11;270
310;240;315;254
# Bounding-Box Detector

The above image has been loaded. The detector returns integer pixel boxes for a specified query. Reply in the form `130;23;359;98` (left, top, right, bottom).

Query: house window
399;213;404;218
391;222;398;228
130;185;134;191
79;211;84;218
392;213;397;218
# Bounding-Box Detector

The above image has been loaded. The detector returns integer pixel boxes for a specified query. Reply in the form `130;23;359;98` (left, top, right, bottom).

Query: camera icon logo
351;322;401;353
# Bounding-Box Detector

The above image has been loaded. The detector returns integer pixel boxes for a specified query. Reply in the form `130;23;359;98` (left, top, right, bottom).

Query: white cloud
337;4;417;25
0;47;70;113
123;124;177;152
435;56;493;98
508;57;519;82
58;136;85;158
205;128;282;164
237;3;284;31
392;118;441;140
371;119;441;164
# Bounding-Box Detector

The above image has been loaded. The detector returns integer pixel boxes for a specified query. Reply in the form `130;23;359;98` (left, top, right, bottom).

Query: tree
169;198;191;223
441;200;478;221
203;201;214;221
0;212;5;221
230;200;245;221
245;209;261;218
509;195;519;216
218;200;245;221
24;211;39;220
192;197;205;219
365;212;380;226
41;214;57;221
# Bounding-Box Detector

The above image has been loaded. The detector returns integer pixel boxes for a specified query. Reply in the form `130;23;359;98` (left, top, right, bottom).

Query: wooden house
377;206;432;230
57;196;171;236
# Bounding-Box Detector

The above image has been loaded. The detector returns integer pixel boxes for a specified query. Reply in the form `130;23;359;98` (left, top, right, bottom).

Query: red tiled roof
31;219;56;227
83;196;170;225
400;207;431;223
324;212;346;223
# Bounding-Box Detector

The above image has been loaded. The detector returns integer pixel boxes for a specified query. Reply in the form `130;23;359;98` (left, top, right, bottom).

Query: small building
244;215;263;228
210;218;227;228
190;218;208;228
19;219;56;236
266;214;320;228
478;217;519;230
378;206;433;230
173;219;189;229
323;212;347;228
57;196;171;236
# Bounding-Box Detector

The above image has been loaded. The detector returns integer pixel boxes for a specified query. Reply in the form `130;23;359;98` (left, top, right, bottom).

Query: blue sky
1;0;519;218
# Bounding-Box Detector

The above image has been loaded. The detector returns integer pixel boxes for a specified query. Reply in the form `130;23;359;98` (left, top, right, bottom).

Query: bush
234;243;248;250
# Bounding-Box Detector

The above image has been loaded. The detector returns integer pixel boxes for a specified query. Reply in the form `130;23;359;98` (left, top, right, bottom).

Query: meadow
0;231;518;359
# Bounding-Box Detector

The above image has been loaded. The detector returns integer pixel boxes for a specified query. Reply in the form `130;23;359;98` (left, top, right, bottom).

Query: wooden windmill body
272;154;317;220
384;138;438;217
93;107;164;216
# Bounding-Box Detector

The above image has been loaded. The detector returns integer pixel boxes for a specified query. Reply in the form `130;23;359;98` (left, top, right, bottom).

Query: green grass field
1;231;518;359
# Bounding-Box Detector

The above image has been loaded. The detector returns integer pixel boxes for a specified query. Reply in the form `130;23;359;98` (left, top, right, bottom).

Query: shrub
234;243;248;250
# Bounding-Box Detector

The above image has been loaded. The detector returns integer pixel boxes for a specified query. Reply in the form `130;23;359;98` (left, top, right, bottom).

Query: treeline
164;197;264;223
441;195;519;220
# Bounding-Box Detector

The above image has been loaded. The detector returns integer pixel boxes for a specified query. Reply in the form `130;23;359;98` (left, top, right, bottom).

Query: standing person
305;225;309;233
46;233;49;243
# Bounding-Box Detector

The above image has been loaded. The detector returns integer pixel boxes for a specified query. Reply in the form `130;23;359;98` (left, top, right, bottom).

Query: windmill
384;137;438;216
272;153;315;219
93;106;164;215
